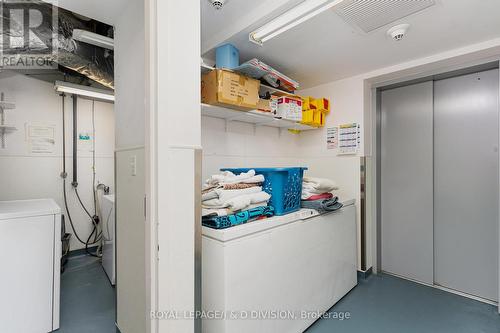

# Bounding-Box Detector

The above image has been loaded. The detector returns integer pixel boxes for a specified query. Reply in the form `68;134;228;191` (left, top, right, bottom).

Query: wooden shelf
201;104;316;131
0;101;15;110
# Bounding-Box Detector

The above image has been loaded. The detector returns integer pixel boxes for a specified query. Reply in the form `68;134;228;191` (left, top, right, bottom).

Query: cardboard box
273;96;303;121
256;99;272;112
201;69;260;110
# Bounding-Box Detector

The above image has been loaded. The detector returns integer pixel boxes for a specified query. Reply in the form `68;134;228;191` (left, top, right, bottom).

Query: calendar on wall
338;123;360;155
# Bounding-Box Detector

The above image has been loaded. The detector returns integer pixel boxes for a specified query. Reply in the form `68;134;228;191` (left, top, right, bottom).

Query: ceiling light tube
250;0;345;45
54;81;115;102
72;29;114;50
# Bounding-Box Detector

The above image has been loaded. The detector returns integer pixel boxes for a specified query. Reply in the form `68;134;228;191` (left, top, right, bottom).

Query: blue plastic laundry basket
220;167;308;216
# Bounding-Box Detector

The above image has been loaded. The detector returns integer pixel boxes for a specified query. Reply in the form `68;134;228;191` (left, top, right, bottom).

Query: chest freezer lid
202;199;355;242
0;199;61;220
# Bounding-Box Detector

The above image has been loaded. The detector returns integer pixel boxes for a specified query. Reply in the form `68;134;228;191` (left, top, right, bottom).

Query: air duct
0;2;114;89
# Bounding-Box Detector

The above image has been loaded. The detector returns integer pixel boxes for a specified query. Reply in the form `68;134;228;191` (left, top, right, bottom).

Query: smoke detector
387;24;410;41
208;0;227;10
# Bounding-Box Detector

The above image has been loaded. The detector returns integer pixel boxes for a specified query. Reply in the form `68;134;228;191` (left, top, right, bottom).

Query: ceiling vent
333;0;435;33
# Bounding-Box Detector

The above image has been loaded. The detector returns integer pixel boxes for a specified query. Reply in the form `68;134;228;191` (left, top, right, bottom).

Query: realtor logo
0;0;58;69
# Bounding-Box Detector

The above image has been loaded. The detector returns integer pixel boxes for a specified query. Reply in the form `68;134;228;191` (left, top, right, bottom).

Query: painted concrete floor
307;273;500;333
59;255;116;333
59;255;499;333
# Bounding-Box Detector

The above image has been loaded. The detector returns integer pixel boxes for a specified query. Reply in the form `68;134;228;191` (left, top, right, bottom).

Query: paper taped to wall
30;138;56;154
338;123;361;155
26;123;56;154
78;131;93;152
327;127;338;149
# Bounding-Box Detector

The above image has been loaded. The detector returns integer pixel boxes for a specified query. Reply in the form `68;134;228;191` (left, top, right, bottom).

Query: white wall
114;0;147;332
152;0;202;332
0;73;115;251
298;78;364;269
201;117;302;180
296;76;367;202
116;147;146;333
200;114;360;206
115;0;145;149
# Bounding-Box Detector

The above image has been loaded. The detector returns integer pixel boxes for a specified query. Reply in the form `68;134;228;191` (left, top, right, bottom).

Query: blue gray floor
59;255;116;332
59;257;499;333
307;273;500;333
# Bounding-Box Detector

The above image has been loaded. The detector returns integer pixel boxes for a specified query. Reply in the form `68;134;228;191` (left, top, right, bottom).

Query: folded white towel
226;191;271;211
206;170;265;185
202;191;271;211
302;177;338;192
302;177;339;200
202;186;262;205
202;190;219;201
201;203;266;217
201;208;231;217
302;190;333;200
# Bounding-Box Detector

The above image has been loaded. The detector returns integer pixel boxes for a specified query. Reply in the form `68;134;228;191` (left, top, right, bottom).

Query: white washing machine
0;199;61;332
100;194;115;285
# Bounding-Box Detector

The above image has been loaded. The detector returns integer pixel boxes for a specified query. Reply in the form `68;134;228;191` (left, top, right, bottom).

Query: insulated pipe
72;95;78;187
61;94;67;179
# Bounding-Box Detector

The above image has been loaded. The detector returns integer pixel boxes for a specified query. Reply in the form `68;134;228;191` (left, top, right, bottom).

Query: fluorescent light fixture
250;0;345;45
54;81;115;102
72;29;114;50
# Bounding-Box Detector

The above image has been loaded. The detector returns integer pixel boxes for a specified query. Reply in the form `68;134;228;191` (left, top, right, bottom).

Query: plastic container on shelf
221;167;308;216
300;96;330;127
302;96;316;110
301;109;314;125
215;43;240;69
312;109;326;127
312;97;331;113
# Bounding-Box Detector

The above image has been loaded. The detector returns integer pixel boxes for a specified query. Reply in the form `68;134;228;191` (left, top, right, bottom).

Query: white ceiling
201;0;263;41
201;0;500;89
44;0;126;25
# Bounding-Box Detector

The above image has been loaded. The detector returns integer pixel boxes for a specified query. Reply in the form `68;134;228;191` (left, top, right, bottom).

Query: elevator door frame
375;62;500;307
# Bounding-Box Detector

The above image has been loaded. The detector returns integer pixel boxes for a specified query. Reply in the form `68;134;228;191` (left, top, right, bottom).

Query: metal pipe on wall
360;156;366;271
72;95;78;187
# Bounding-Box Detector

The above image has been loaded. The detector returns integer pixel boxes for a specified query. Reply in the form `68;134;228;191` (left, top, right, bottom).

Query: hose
60;94;103;253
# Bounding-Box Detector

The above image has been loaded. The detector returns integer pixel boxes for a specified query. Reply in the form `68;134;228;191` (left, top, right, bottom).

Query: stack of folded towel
301;177;343;213
202;170;274;229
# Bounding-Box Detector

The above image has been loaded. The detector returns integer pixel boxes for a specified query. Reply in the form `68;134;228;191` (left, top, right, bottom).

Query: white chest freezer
0;199;61;333
202;200;358;333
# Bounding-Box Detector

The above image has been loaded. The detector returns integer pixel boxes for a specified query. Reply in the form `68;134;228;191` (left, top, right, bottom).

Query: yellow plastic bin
312;110;326;127
312;98;330;113
301;109;314;125
302;96;316;110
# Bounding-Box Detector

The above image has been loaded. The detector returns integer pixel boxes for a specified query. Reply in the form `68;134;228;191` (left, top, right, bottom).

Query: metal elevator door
381;81;435;284
434;69;499;302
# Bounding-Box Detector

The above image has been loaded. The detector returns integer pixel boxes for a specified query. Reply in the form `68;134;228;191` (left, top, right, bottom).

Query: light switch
130;155;137;176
